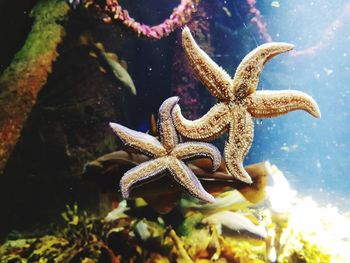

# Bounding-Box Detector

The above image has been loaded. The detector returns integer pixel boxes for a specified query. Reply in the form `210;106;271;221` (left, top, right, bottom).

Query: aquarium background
0;0;349;242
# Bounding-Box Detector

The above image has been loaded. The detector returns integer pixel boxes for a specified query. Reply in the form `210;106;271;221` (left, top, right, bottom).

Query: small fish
202;211;267;239
93;43;137;95
81;34;137;95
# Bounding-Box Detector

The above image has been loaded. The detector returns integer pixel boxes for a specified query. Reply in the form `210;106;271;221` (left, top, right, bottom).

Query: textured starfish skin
173;27;321;183
110;96;221;202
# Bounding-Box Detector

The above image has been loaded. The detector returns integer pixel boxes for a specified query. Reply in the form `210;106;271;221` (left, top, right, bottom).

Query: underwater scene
1;0;350;262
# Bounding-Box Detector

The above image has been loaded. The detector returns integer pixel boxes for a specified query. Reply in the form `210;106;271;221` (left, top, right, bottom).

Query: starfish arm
172;102;230;141
158;96;180;152
246;90;321;118
120;158;167;198
182;26;234;101
232;42;294;98
109;123;166;157
172;142;221;171
168;158;215;203
224;109;254;184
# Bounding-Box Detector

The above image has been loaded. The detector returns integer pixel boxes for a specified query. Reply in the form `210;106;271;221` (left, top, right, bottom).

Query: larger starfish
110;96;221;203
173;27;321;184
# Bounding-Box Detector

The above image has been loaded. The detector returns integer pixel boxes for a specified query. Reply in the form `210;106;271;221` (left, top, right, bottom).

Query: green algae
1;0;69;89
0;0;70;172
9;0;69;64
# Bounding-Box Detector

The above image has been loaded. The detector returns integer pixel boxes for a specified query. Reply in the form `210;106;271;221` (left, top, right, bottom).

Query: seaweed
1;187;349;262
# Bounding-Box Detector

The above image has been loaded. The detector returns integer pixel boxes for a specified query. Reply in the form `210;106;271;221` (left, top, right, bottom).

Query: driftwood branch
0;0;70;172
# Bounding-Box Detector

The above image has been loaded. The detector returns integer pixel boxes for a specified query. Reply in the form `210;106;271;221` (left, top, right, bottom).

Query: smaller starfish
173;27;321;183
110;96;221;202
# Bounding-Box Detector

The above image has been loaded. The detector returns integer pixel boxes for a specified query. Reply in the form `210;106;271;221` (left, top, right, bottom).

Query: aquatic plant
0;204;115;262
0;0;70;173
2;167;350;262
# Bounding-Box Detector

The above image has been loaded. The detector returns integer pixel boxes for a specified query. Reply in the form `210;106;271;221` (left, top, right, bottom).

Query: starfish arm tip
282;42;295;50
109;122;118;129
243;176;253;184
264;42;294;51
205;194;216;203
182;26;190;35
120;187;130;199
314;107;321;119
168;96;180;103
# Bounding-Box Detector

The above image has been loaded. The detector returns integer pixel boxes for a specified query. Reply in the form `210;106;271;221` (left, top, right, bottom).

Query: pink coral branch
246;0;272;42
90;0;200;40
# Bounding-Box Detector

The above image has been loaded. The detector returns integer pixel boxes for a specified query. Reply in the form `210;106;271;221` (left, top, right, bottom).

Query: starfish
109;96;221;203
173;27;321;184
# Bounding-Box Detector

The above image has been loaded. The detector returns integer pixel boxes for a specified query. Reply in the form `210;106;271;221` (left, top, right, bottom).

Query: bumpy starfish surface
110;97;221;202
173;27;321;184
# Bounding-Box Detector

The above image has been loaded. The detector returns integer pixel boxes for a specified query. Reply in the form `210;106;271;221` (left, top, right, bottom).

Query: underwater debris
84;0;200;40
0;0;70;173
270;1;280;8
69;0;81;8
109;97;221;203
173;27;321;184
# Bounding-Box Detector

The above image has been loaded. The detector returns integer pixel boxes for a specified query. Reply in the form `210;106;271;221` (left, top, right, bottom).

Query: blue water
227;0;350;199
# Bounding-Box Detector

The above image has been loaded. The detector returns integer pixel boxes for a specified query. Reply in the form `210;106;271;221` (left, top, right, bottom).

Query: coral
291;3;350;57
86;0;200;40
246;0;272;42
0;0;70;173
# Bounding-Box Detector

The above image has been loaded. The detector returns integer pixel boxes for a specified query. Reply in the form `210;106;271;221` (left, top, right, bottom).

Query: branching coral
246;0;272;42
87;0;200;39
0;0;70;173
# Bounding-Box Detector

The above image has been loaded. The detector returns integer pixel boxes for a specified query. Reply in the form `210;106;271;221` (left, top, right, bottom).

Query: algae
0;0;70;172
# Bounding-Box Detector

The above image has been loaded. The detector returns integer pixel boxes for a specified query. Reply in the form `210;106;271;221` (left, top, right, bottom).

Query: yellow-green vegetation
10;0;69;67
0;0;70;173
0;204;108;262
